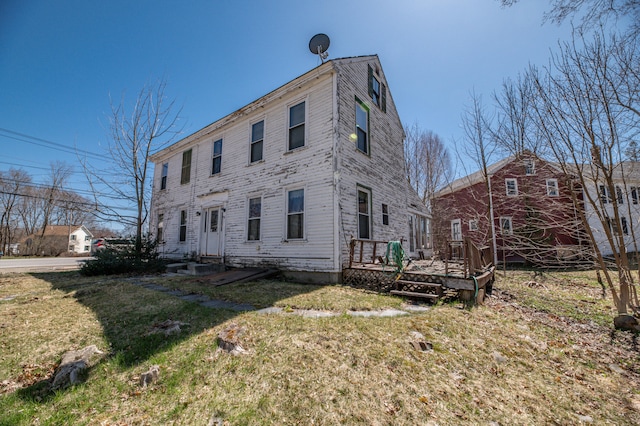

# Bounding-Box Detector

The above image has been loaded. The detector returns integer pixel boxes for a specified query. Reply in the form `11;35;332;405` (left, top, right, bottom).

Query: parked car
90;238;106;255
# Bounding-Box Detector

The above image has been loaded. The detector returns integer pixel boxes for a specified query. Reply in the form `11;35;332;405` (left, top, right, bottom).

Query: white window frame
631;186;638;205
157;213;164;243
287;100;307;151
211;138;223;175
616;185;624;204
451;218;462;241
286;188;305;240
247;196;262;241
179;210;187;242
381;203;389;226
250;120;264;163
181;149;192;185
524;158;535;175
546;179;559;196
469;219;478;231
599;184;611;204
160;162;168;190
505;178;518;196
500;217;513;235
357;187;372;239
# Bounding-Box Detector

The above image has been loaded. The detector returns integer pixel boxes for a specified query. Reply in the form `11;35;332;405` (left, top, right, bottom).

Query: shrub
80;239;166;276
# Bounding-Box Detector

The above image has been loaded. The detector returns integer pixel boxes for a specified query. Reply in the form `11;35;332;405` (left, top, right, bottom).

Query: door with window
200;207;222;256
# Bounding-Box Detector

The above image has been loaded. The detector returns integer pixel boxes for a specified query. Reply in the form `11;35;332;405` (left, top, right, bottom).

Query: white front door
200;207;222;256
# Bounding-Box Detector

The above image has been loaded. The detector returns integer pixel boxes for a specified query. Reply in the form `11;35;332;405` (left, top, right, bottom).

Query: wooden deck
343;238;495;304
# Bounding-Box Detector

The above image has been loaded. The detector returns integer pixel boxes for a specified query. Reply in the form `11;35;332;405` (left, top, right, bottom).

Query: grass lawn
0;269;639;425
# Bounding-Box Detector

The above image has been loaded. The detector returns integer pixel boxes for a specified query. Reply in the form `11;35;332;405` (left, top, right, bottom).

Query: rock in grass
139;365;160;388
217;323;247;355
51;345;104;389
613;315;640;332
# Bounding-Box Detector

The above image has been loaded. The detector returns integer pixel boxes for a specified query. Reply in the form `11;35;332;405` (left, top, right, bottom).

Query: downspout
488;173;498;266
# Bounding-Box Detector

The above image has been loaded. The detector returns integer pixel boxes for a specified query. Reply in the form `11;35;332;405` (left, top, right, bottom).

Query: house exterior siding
150;55;428;280
433;153;585;264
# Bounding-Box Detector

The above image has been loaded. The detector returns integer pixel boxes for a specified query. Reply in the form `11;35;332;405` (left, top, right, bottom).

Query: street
0;257;92;273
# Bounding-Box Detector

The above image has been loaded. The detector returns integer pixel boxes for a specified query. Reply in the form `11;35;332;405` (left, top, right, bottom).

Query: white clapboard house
149;55;430;282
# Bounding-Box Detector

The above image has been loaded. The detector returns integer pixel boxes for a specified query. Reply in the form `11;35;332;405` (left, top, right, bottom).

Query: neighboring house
21;225;93;256
432;152;587;265
149;55;429;282
578;162;640;257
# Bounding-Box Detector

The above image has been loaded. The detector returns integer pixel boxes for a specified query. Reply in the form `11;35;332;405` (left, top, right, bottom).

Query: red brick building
432;152;589;265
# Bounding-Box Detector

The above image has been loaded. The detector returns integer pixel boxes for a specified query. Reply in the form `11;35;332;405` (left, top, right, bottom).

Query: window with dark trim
247;197;261;241
179;210;187;242
500;217;513;235
355;99;369;154
181;149;192;184
368;64;386;112
358;188;371;239
160;163;168;190
251;121;264;163
600;184;611;204
157;213;164;242
616;185;624;204
288;102;305;150
287;189;304;239
381;203;389;226
211;139;222;175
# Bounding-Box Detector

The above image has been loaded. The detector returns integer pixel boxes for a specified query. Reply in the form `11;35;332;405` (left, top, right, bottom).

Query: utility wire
0;127;105;161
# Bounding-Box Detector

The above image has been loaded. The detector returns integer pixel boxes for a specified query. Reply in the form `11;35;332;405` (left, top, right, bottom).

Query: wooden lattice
343;268;397;293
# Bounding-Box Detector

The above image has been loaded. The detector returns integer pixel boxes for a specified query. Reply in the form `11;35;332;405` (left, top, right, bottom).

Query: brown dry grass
0;269;639;425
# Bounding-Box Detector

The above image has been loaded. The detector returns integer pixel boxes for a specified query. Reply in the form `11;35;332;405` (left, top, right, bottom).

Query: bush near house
80;240;166;276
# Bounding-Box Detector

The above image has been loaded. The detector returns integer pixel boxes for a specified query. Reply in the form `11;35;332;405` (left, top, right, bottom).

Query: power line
0;127;105;161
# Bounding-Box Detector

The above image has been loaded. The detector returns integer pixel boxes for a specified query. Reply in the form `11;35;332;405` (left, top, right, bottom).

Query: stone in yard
51;345;103;390
217;323;247;355
614;315;640;332
148;319;189;336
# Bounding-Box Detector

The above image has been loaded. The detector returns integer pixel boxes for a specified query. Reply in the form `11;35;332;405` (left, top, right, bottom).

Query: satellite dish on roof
309;33;330;62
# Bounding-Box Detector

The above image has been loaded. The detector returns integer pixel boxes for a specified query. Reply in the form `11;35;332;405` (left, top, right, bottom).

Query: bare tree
499;0;640;38
526;32;640;321
404;123;452;212
84;79;182;256
0;168;30;254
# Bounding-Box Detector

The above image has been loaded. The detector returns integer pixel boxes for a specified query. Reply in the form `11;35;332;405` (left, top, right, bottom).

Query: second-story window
355;99;369;154
546;179;558;196
251;121;264;163
368;64;386;112
160;163;168;190
181;149;192;184
506;178;518;196
288;101;305;151
211;139;222;175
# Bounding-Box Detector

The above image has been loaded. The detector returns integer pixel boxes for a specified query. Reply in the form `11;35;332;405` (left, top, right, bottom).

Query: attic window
368;65;386;112
524;159;535;175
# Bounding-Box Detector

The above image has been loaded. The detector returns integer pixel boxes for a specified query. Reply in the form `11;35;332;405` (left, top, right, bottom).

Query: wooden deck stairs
390;279;443;302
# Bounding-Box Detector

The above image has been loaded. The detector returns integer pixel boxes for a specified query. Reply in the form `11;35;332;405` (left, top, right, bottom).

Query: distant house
149;55;430;282
432;152;588;265
579;162;640;257
22;225;93;256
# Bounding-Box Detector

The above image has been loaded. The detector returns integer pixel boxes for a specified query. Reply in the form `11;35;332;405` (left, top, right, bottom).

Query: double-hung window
631;186;639;204
524;159;535;175
157;213;164;242
181;149;192;184
616;185;624;204
211;139;222;175
469;219;479;231
355;99;369;154
505;178;518;196
161;163;168;190
247;197;261;241
179;210;187;242
381;203;389;226
251;121;264;163
546;179;558;196
500;217;513;235
368;64;386;112
287;189;304;239
288;102;305;150
599;184;611;204
451;219;461;240
357;188;371;239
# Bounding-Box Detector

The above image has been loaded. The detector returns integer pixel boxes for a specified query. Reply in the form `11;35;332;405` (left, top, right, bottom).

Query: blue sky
0;0;575;198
